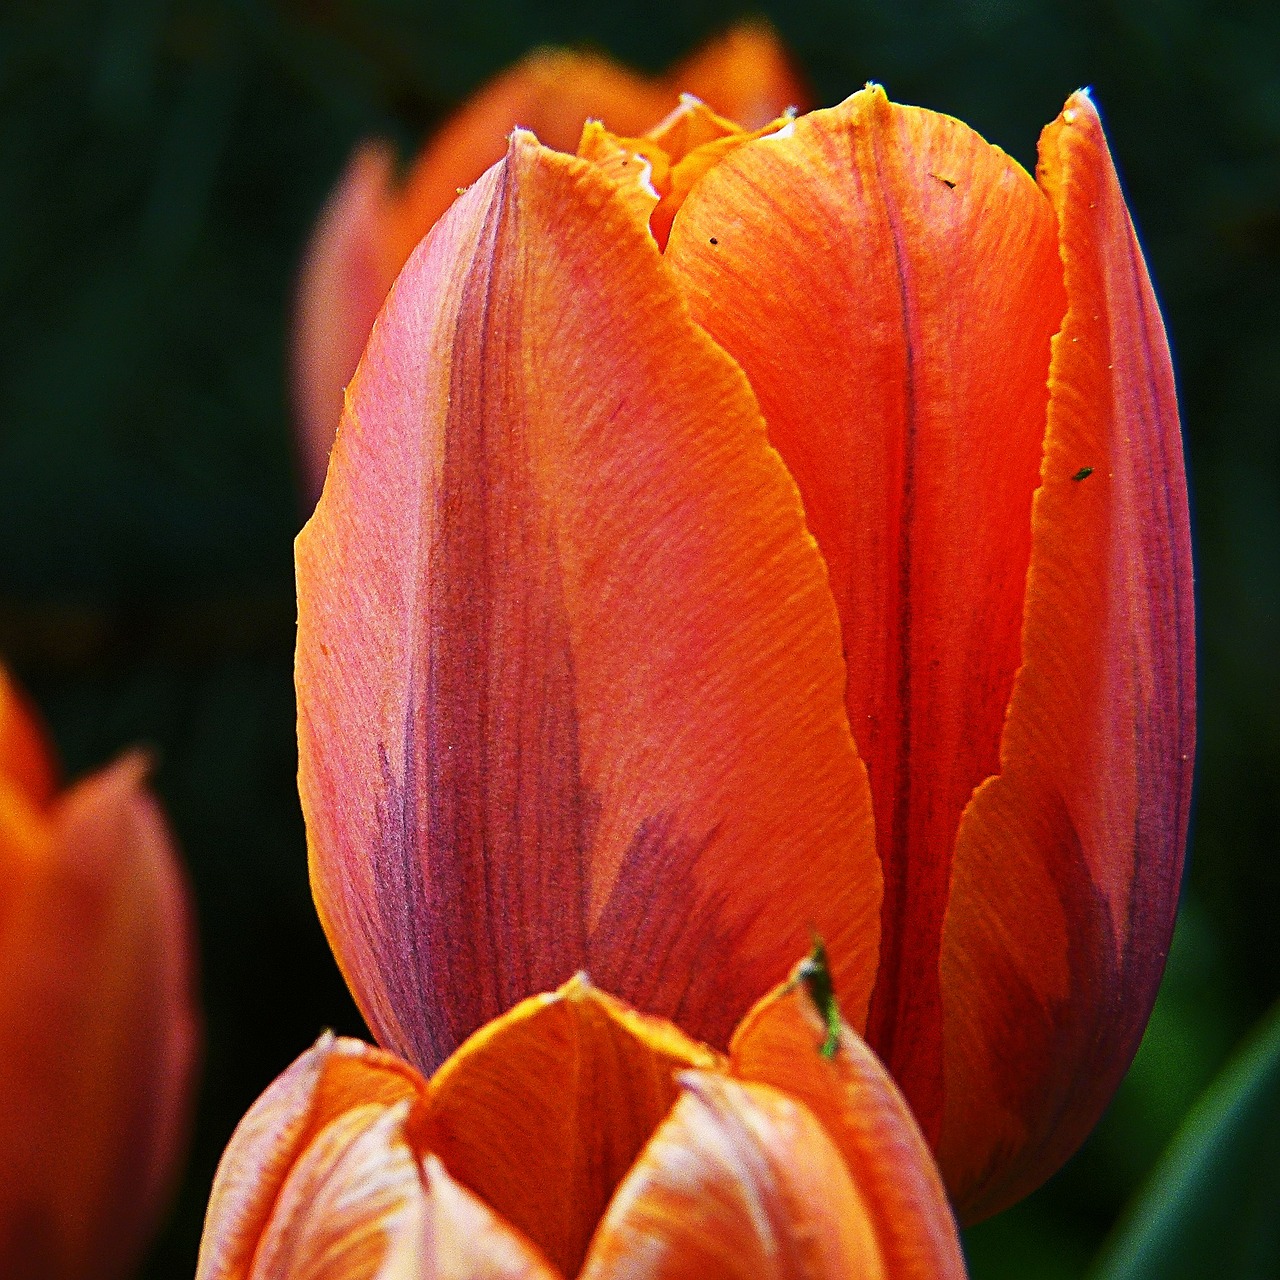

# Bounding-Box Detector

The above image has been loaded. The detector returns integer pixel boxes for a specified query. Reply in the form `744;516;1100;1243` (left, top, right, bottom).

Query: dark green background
2;1;1276;1276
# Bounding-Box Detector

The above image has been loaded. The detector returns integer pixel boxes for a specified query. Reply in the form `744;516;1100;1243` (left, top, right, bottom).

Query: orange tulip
296;82;1194;1221
197;960;964;1279
0;662;200;1280
291;22;807;503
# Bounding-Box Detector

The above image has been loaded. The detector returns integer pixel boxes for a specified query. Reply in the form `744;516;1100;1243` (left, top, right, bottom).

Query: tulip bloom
297;83;1194;1221
197;963;964;1279
0;663;199;1280
292;22;807;502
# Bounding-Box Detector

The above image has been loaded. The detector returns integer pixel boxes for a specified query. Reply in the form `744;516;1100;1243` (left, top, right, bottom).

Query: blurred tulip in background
196;960;964;1280
290;21;807;503
0;663;200;1280
296;68;1194;1225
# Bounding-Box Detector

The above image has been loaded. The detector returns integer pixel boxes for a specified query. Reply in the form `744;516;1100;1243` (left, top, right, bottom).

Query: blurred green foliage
0;1;1276;1276
1092;1000;1280;1280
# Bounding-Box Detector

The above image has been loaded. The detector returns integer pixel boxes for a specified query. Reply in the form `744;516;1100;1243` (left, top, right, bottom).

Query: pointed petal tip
1059;87;1101;125
728;978;966;1280
423;976;718;1274
97;745;156;791
196;1038;427;1280
669;17;812;126
508;125;540;152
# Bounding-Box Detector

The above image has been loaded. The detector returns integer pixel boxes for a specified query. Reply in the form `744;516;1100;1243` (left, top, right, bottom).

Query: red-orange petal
938;90;1195;1219
421;976;717;1275
292;143;400;505
0;755;199;1280
665;85;1066;1137
197;1035;426;1280
579;1073;885;1279
729;976;964;1280
581;98;793;251
0;661;58;809
296;133;880;1072
574;121;663;233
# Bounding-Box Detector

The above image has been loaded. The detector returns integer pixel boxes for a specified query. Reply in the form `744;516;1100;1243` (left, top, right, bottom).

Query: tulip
291;22;807;503
0;662;200;1280
197;960;964;1279
296;81;1194;1221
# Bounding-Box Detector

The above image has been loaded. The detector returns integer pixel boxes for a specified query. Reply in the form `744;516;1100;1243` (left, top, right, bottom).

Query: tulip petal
197;1035;426;1280
574;121;662;234
0;782;56;1276
0;756;199;1280
938;90;1195;1219
421;975;717;1276
729;976;964;1280
200;1037;562;1280
416;1156;563;1280
581;100;793;251
249;1101;427;1280
665;85;1067;1134
297;134;880;1068
0;662;58;809
579;1072;885;1279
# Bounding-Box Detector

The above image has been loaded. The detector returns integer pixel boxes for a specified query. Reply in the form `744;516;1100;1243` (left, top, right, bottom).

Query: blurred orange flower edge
291;21;808;504
0;662;200;1280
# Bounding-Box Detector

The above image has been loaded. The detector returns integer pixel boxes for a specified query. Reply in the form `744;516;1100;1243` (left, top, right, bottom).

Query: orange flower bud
0;663;200;1280
297;72;1194;1217
198;970;963;1279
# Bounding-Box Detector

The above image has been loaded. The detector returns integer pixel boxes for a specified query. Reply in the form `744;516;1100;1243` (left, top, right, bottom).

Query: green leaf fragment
1090;1000;1280;1280
796;937;842;1059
